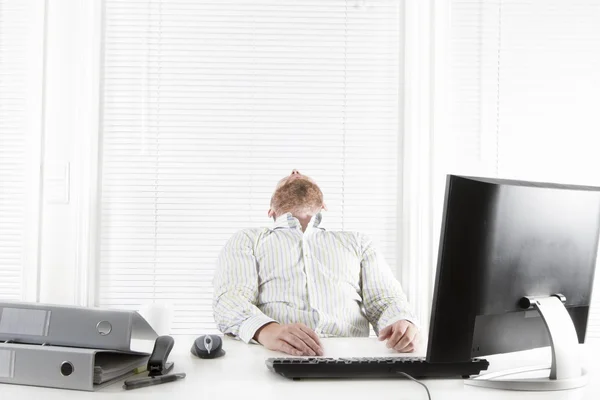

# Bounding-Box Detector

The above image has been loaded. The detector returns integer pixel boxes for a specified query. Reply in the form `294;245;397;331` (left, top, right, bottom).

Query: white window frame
397;0;448;332
0;0;47;302
24;2;46;302
36;0;103;305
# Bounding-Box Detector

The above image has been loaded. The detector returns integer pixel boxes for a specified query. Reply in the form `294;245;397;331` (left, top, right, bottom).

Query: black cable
396;371;432;400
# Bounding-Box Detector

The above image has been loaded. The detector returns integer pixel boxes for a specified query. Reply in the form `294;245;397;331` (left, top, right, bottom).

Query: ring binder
0;342;149;391
0;302;159;391
0;302;158;352
0;348;15;379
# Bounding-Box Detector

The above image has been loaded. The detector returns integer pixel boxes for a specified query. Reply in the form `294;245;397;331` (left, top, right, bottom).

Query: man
213;170;419;357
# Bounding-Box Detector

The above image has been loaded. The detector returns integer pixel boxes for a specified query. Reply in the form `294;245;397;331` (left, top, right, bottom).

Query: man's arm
359;234;418;335
212;230;275;343
213;230;323;356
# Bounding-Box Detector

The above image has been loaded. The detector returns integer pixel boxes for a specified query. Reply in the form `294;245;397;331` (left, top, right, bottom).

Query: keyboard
266;356;489;379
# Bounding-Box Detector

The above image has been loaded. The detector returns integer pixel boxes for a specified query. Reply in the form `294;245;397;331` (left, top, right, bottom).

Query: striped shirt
212;212;416;343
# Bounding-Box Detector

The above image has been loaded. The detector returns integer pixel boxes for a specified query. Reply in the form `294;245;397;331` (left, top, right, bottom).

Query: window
445;0;600;337
99;0;403;334
0;0;44;301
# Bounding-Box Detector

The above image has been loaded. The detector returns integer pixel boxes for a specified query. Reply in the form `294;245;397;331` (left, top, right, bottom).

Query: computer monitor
426;175;600;390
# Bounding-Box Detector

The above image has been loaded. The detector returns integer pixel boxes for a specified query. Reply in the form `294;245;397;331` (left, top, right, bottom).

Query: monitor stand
464;295;588;391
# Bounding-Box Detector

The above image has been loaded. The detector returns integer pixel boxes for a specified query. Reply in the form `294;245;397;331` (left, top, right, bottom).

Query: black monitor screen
426;175;600;363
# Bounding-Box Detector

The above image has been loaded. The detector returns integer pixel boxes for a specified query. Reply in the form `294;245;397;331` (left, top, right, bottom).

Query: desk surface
2;336;598;399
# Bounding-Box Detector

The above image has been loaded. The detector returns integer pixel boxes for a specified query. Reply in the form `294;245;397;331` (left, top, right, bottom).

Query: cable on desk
396;372;432;400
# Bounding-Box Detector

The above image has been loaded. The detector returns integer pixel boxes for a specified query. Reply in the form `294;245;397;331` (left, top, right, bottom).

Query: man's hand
255;322;323;356
378;320;419;352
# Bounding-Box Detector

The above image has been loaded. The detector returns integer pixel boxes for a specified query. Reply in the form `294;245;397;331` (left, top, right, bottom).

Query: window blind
0;0;43;301
447;0;600;338
100;0;402;334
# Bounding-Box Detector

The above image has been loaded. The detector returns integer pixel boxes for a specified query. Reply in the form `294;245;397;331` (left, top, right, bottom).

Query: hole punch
123;335;186;390
147;335;175;376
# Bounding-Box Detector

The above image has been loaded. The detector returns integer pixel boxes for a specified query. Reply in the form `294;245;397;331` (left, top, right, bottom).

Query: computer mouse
190;334;226;359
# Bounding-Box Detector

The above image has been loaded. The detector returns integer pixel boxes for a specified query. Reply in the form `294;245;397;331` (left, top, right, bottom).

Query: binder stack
0;302;158;391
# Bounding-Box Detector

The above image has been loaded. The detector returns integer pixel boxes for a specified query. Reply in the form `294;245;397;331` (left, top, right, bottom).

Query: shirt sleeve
212;230;276;343
359;234;419;335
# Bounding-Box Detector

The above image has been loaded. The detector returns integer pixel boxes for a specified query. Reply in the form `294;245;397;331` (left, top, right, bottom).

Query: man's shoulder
230;227;270;240
321;229;367;241
221;228;270;251
319;230;375;254
319;230;369;250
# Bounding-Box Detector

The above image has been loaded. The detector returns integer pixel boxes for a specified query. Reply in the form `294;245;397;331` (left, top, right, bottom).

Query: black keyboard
266;356;489;379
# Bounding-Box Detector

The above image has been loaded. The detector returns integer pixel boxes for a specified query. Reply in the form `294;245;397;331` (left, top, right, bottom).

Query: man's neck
269;210;320;232
294;214;312;232
274;213;314;232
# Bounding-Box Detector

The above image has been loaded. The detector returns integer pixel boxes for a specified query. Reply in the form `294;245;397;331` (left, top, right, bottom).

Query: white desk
1;337;598;400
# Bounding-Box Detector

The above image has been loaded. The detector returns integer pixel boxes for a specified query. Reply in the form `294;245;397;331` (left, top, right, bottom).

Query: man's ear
322;203;328;212
268;208;275;218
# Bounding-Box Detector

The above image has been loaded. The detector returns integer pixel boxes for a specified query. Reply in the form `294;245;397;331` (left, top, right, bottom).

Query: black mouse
191;334;226;359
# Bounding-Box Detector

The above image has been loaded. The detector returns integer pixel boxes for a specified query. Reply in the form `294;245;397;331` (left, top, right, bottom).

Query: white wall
439;0;600;338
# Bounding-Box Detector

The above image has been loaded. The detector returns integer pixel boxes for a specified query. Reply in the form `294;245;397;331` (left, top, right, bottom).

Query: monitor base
464;295;587;391
465;365;588;391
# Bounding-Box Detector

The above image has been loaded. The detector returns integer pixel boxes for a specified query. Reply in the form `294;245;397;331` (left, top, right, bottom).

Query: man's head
268;170;327;220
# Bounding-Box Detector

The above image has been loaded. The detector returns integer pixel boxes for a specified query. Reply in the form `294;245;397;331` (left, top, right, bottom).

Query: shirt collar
272;212;324;232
